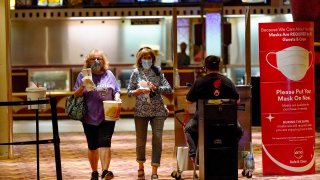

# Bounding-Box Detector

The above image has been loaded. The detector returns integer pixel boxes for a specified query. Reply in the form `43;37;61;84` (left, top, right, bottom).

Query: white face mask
266;46;312;81
142;59;153;69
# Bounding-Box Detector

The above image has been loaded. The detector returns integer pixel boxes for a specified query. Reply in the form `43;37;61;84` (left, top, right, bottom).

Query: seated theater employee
184;55;240;160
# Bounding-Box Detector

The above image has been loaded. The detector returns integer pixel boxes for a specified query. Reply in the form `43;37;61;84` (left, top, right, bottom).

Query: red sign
259;22;315;175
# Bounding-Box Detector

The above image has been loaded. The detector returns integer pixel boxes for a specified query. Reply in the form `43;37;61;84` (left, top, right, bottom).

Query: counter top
13;91;74;96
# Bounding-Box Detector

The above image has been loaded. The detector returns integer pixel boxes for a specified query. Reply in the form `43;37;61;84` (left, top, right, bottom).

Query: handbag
65;95;86;121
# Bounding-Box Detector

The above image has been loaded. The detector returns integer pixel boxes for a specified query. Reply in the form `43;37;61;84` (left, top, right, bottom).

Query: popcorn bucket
25;87;47;110
103;101;121;121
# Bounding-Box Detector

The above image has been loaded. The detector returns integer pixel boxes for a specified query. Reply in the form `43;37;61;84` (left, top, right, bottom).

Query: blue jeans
134;116;166;167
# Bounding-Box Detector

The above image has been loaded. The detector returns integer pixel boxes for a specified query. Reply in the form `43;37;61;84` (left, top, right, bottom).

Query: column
0;0;12;159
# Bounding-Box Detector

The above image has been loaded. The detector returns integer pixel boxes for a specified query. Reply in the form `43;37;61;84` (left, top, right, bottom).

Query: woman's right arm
74;85;85;97
73;73;85;97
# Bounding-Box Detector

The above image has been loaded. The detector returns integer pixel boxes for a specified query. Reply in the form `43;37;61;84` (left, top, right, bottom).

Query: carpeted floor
0;128;319;180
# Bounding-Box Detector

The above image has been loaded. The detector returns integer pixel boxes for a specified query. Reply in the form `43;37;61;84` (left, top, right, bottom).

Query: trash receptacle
198;99;238;180
236;85;252;168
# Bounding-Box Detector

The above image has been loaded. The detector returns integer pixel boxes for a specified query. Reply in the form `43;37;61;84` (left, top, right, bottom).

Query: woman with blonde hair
127;47;172;180
73;49;121;180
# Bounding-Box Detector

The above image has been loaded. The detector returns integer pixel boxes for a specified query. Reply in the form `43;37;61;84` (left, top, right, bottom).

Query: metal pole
172;7;177;70
35;109;40;180
200;0;205;64
172;7;180;88
50;97;62;180
245;6;251;85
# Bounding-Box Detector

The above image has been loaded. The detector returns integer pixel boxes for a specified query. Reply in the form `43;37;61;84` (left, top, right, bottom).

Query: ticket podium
198;99;238;180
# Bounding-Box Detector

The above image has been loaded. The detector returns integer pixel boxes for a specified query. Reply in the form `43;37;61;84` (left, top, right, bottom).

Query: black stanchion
0;97;62;180
50;97;62;180
35;109;40;180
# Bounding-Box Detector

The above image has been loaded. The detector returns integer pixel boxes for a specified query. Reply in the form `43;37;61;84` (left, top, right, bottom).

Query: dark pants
82;121;115;150
184;118;198;158
184;118;243;158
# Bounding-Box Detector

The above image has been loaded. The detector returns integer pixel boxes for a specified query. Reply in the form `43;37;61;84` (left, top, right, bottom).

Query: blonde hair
135;47;156;68
83;49;109;71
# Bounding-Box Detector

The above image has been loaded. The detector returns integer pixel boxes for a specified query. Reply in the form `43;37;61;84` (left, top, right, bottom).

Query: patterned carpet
0;128;319;180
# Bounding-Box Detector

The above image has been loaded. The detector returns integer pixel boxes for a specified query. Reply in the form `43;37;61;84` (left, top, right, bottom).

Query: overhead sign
259;22;315;175
131;19;160;25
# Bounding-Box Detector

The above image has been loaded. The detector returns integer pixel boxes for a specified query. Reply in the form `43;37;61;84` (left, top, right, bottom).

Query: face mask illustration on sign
266;46;313;81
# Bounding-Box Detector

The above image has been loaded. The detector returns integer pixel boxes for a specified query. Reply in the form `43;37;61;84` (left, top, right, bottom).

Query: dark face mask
91;59;102;72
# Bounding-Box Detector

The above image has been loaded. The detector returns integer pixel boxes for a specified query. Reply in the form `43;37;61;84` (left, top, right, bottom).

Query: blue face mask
142;59;153;69
91;59;102;72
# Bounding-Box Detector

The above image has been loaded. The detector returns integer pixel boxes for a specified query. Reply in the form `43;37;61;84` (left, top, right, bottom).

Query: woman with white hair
73;49;121;180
